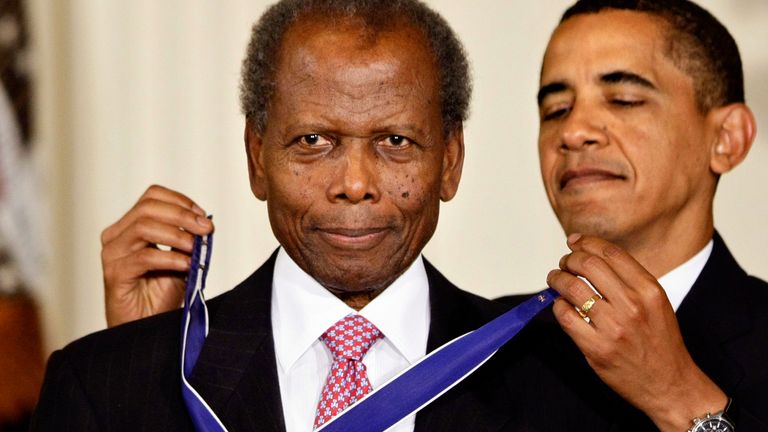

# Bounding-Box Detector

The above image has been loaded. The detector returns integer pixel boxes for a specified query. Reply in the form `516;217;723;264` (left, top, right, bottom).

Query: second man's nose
559;104;606;151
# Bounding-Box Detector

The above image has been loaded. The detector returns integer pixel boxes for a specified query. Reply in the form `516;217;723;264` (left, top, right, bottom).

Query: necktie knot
314;314;383;429
320;314;382;361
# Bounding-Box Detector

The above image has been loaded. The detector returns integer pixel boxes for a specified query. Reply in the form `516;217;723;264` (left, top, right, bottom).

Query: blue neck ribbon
181;232;557;432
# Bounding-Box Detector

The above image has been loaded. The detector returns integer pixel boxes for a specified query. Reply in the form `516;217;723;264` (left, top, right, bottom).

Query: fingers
547;234;676;355
547;268;600;307
564;235;668;312
551;297;598;350
547;268;610;324
101;185;213;246
556;249;634;313
104;248;191;285
566;234;659;294
101;185;213;260
101;185;213;284
547;235;646;330
103;215;197;257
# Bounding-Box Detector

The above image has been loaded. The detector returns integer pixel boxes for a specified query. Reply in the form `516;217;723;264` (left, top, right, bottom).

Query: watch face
697;418;734;432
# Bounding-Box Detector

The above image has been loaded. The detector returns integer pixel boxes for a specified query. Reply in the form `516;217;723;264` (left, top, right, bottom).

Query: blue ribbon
316;288;559;432
180;231;557;432
180;227;228;432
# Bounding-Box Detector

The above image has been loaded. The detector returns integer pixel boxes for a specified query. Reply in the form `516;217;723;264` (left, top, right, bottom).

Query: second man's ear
244;120;268;201
709;103;757;175
440;126;465;202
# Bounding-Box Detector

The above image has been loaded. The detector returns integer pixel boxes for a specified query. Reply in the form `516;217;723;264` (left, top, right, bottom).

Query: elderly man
500;1;767;431
31;1;597;431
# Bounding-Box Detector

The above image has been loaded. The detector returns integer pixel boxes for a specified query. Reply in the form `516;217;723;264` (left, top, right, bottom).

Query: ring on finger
577;294;602;319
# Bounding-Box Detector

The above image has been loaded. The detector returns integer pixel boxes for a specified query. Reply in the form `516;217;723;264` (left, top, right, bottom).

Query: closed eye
542;107;570;121
611;99;644;107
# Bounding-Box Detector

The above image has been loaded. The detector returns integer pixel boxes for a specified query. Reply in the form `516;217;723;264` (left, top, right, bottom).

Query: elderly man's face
537;10;716;249
245;18;463;294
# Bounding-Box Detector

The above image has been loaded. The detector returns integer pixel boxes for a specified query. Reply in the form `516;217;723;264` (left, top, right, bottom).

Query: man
42;1;768;431
32;1;602;430
500;0;767;430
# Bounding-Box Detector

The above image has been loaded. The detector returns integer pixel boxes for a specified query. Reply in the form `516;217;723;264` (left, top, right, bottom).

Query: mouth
559;168;626;191
316;227;391;250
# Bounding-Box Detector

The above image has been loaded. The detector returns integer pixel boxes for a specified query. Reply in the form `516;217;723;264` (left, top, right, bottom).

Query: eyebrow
537;82;568;106
600;71;657;90
537;70;658;106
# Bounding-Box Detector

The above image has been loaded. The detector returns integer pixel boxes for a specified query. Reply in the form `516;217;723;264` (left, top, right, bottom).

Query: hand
546;234;726;432
101;185;214;327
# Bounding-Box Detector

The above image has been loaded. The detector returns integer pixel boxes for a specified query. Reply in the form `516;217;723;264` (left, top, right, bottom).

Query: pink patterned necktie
313;314;383;429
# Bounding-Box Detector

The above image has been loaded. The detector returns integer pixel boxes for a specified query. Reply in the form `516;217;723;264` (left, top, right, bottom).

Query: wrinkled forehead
275;16;438;95
264;16;442;132
281;14;432;62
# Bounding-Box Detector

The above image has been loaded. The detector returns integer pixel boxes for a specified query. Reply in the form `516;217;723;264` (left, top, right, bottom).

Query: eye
297;134;332;147
542;106;570;121
610;98;644;107
380;135;413;148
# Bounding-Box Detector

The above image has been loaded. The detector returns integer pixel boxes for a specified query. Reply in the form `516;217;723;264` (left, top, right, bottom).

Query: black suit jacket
497;232;768;431
31;254;611;431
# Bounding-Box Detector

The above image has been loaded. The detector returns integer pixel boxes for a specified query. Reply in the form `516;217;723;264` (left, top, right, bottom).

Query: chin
315;271;394;294
561;214;622;241
307;257;399;293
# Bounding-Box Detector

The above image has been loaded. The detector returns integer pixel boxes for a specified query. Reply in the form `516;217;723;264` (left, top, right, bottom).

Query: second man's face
246;17;463;294
537;10;717;249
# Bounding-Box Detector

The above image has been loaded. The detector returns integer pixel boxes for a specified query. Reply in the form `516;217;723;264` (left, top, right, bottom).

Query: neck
617;213;714;279
331;288;386;310
318;258;416;310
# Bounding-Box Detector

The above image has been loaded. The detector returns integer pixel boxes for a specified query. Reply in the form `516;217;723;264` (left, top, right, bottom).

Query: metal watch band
688;398;736;432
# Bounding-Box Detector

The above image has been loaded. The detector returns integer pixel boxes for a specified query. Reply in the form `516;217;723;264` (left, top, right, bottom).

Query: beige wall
27;0;768;349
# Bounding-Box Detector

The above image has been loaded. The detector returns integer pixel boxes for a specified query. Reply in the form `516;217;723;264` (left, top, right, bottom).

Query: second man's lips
318;227;390;237
316;227;392;249
559;168;626;190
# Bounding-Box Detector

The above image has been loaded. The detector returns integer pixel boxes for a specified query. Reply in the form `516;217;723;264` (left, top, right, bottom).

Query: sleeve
28;350;100;431
728;397;768;431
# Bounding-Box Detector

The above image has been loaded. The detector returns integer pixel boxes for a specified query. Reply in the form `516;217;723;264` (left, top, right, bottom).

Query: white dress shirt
271;248;430;432
657;239;713;311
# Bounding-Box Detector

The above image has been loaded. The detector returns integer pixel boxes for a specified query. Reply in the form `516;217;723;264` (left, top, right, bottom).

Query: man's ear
709;103;757;175
440;125;465;202
244;120;268;201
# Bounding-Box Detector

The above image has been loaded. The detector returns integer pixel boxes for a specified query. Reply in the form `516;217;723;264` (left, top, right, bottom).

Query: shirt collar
357;255;430;364
271;248;430;372
657;239;713;311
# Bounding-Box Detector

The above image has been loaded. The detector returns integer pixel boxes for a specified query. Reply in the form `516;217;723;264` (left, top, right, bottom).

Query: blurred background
1;0;766;427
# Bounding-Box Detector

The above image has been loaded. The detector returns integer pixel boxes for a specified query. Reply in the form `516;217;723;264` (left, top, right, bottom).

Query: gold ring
577;294;601;318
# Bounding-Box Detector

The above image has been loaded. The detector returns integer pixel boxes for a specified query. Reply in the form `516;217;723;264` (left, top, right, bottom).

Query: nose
560;102;606;151
327;141;380;204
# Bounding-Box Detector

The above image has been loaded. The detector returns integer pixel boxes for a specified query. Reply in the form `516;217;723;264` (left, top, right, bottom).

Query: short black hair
240;0;471;134
561;0;744;112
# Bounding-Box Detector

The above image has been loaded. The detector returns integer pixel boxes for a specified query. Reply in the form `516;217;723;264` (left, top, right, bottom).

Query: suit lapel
189;252;286;432
676;232;750;393
415;260;514;432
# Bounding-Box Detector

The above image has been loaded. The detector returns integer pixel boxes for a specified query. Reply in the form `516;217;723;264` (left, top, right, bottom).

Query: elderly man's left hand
546;234;727;432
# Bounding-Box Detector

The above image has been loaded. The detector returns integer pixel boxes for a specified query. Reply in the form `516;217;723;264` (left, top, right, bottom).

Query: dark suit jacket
30;254;611;431
497;232;768;431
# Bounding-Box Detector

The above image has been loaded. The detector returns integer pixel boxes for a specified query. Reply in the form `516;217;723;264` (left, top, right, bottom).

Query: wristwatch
688;399;736;432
